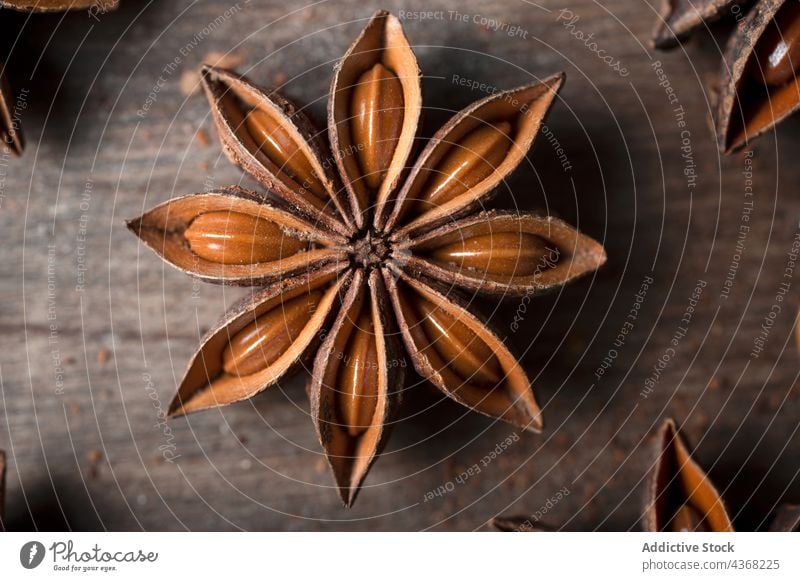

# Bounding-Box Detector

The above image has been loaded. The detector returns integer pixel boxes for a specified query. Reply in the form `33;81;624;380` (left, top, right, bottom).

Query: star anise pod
128;10;606;506
715;0;800;153
652;0;749;49
644;418;734;531
494;418;797;531
0;0;120;156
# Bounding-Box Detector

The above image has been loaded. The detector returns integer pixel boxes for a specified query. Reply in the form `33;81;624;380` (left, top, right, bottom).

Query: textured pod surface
169;265;349;417
0;64;23;156
310;269;404;506
396;211;606;296
329;10;422;228
385;269;541;432
652;0;748;49
644;419;734;532
201;66;352;235
385;75;565;237
0;0;118;11
715;0;800;153
126;188;347;286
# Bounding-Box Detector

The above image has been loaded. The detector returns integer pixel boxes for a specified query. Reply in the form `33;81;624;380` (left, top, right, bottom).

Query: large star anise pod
0;0;120;155
128;10;606;506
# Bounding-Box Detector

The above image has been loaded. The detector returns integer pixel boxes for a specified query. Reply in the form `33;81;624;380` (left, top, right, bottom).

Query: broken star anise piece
0;63;22;155
128;10;606;506
645;418;734;531
0;0;118;11
0;0;120;156
652;0;749;49
716;0;800;153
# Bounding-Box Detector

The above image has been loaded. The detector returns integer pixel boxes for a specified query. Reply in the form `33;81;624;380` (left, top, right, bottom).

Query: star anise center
350;228;392;269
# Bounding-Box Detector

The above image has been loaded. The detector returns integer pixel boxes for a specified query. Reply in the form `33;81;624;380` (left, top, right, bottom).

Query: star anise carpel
127;10;606;506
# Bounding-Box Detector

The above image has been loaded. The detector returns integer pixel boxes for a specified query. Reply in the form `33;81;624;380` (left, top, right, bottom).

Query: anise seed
246;108;328;199
752;4;800;86
350;63;405;191
428;232;550;276
184;211;309;265
417;121;512;211
336;312;379;436
222;290;323;376
416;297;503;387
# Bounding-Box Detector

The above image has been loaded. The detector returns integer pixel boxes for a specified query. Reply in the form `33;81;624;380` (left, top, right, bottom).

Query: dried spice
716;0;800;153
644;419;734;531
652;0;750;49
0;63;23;155
0;1;120;156
0;0;118;11
495;418;799;531
128;10;606;506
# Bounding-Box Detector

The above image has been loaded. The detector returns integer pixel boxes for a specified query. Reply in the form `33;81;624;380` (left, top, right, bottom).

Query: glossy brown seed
415;297;502;387
350;63;405;191
428;232;550;276
184;211;309;265
667;503;708;532
336;312;380;436
246;108;328;199
752;3;800;86
416;121;512;211
222;290;323;376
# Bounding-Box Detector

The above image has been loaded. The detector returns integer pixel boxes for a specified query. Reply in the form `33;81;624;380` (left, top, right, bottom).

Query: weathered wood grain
0;0;798;531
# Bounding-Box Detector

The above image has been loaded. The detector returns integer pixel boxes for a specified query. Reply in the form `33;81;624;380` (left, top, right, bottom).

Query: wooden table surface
1;0;799;531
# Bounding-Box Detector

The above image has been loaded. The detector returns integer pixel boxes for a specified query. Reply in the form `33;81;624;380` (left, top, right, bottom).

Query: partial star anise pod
0;63;23;155
652;0;750;49
715;0;800;153
644;418;734;531
128;10;606;506
0;0;117;11
0;0;120;156
494;418;797;531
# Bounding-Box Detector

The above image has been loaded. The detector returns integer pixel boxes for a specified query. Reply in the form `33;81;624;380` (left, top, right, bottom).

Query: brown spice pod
490;516;552;532
0;0;118;11
328;10;422;230
385;268;542;432
310;269;404;506
0;64;23;156
384;74;564;238
169;265;349;417
201;66;353;235
715;0;800;153
394;211;607;297
644;418;734;532
652;0;749;49
769;503;800;531
126;187;348;287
